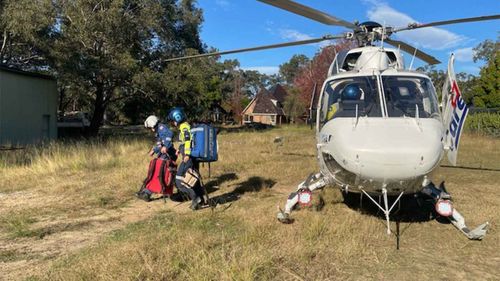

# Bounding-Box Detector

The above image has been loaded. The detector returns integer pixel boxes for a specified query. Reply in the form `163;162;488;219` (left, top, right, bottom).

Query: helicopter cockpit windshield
382;76;440;119
320;75;440;125
320;76;381;124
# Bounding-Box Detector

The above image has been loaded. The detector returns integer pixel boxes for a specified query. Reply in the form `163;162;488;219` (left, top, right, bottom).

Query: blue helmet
168;107;186;123
342;84;362;100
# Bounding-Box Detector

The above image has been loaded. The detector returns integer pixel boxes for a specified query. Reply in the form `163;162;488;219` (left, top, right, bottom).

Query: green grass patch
0;212;38;238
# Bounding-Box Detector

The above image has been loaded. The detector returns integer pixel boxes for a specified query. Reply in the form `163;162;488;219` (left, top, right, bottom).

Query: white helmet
144;115;159;128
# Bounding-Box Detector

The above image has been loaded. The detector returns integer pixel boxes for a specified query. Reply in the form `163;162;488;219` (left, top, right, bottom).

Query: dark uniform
175;121;203;209
153;123;177;161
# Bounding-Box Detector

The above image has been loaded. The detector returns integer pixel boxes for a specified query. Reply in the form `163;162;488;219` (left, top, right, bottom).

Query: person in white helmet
137;115;176;201
144;115;176;160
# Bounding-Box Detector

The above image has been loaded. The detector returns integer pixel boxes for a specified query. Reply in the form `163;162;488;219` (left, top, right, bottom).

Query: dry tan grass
0;126;499;280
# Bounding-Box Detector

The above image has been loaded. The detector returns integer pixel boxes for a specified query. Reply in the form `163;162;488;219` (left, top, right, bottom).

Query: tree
55;0;209;135
226;88;249;124
472;50;500;108
471;36;500;108
416;65;479;105
279;54;309;84
0;0;209;135
283;87;306;123
0;0;54;69
294;40;355;107
473;36;499;63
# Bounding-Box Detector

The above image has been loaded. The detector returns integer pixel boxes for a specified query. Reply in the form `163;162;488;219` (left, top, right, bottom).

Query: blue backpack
190;124;218;162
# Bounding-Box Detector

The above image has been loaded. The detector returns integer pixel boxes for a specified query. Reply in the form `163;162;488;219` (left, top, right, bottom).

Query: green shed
0;66;57;146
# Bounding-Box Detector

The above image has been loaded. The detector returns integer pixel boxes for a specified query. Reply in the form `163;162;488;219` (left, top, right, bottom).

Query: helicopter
166;0;499;240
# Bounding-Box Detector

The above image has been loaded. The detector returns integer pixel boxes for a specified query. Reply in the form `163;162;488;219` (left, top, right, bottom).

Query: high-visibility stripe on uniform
179;122;192;156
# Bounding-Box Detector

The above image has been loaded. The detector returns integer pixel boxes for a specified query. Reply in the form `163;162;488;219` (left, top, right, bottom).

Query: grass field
0;126;499;280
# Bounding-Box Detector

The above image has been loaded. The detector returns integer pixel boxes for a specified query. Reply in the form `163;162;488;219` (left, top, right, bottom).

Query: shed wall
0;70;57;146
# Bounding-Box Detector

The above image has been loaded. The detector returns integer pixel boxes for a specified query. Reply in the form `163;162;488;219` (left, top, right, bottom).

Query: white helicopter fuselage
316;47;445;195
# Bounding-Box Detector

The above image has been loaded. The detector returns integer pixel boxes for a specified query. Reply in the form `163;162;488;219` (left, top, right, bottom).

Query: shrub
464;112;500;136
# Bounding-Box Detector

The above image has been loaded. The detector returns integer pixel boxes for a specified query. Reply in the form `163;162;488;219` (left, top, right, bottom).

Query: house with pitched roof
241;84;288;126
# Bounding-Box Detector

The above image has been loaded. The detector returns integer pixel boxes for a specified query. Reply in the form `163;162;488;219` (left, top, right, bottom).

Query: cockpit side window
341;52;362;71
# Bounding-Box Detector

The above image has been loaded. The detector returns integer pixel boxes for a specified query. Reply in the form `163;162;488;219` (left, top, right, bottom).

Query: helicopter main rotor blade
385;38;441;65
258;0;358;29
164;34;345;62
393;14;500;32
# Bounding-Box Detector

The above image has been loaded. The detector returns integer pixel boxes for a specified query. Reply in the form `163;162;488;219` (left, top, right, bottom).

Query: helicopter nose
322;118;444;182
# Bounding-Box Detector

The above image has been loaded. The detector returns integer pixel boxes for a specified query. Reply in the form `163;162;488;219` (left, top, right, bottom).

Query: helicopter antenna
380;21;386;48
309;82;317;129
409;47;418;70
334;48;339;73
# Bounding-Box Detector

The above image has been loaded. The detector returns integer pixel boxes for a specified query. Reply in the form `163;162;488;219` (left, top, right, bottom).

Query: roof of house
268;84;288;103
250;88;285;115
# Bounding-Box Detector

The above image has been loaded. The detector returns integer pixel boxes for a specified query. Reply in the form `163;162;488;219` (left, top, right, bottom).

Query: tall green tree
471;36;500;108
0;0;209;135
473;37;499;63
279;54;309;85
0;0;54;68
283;87;306;123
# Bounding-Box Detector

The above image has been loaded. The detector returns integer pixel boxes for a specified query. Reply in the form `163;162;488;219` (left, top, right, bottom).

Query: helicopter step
278;176;489;241
277;172;328;224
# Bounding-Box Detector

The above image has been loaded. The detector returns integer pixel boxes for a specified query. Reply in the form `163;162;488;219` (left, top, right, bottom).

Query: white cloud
279;29;313;41
215;0;229;8
242;66;280;75
452;47;475;62
278;28;335;49
366;1;467;50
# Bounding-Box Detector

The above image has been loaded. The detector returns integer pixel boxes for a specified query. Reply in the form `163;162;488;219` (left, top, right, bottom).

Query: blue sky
197;0;499;75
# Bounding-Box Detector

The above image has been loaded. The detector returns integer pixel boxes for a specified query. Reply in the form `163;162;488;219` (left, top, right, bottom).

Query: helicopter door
441;54;469;166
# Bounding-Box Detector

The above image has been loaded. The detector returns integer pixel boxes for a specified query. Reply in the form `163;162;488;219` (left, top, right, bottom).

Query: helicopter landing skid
277;173;327;224
421;182;489;240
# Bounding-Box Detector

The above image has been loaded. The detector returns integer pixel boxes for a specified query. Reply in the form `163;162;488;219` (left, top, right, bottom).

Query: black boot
136;189;151;202
190;197;202;210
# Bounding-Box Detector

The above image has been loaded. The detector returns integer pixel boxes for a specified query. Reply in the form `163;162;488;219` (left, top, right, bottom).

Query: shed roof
0;65;55;81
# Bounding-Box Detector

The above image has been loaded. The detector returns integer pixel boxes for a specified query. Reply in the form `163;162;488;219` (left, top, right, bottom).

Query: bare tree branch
0;30;7;56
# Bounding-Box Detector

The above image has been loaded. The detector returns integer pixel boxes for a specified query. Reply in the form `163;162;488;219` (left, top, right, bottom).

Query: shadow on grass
342;192;441;224
165;173;240;203
145;174;276;208
209;176;276;206
204;173;239;193
218;123;274;134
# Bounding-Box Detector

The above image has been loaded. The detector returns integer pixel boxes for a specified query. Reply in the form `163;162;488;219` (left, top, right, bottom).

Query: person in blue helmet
136;115;177;201
168;107;204;210
342;83;363;100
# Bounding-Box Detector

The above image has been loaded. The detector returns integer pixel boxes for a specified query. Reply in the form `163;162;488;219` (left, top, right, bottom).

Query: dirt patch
0;194;189;281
